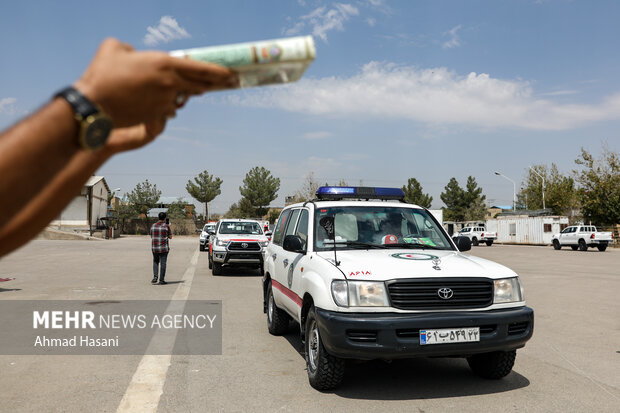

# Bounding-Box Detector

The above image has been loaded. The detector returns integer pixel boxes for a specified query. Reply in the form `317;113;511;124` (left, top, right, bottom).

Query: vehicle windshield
460;228;471;233
314;206;453;251
219;222;263;235
204;224;215;232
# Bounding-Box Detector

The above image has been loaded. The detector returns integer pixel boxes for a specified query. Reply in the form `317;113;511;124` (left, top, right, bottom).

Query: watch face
83;116;113;150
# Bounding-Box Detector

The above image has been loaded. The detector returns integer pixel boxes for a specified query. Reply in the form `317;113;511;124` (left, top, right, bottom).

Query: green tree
116;197;138;233
573;146;620;226
517;164;577;215
402;177;433;208
225;197;256;218
463;176;487;221
239;166;280;217
125;179;161;232
167;198;190;219
440;176;486;221
186;170;223;220
440;177;466;221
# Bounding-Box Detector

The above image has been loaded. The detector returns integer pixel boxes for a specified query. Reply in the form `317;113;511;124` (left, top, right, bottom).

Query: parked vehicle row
453;226;497;246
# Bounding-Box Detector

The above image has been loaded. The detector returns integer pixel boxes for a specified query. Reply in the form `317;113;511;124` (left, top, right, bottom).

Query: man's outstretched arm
0;38;236;257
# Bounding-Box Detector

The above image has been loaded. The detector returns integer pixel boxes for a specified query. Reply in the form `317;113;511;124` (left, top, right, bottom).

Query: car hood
315;249;516;281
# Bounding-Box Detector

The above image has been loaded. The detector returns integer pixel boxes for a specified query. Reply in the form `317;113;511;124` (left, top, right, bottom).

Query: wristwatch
55;86;113;150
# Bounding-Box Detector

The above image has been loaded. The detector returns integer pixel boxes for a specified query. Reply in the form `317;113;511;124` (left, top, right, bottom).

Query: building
147;196;196;218
51;176;110;233
486;212;569;245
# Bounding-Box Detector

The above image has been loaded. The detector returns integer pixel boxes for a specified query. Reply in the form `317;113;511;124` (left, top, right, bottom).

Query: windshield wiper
383;243;444;250
325;241;387;249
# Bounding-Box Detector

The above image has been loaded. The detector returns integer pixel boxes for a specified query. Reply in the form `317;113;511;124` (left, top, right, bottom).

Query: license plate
420;327;480;345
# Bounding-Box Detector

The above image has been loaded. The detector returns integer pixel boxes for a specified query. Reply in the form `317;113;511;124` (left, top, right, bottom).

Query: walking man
150;212;172;285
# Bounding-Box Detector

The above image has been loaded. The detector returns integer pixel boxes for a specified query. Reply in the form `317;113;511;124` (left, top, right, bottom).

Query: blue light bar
315;186;405;200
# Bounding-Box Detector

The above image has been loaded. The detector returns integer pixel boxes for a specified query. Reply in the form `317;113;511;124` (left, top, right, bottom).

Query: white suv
208;219;270;275
263;186;533;390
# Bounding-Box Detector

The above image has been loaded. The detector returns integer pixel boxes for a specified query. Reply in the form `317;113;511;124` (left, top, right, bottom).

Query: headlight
259;240;270;247
331;280;389;307
494;278;524;303
215;238;228;247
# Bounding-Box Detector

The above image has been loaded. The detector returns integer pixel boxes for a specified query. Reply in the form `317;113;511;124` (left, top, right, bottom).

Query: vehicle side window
272;210;292;246
295;210;309;249
285;209;301;237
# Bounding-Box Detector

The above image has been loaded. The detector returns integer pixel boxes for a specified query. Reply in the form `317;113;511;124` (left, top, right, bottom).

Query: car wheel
267;282;289;335
199;244;205;251
305;306;345;390
472;237;479;246
212;262;222;275
570;245;578;251
486;240;493;246
208;254;213;269
597;244;607;252
578;239;588;251
553;240;561;250
467;350;516;379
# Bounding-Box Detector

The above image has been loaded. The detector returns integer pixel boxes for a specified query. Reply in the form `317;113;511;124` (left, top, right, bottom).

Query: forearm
0;143;113;257
0;98;79;221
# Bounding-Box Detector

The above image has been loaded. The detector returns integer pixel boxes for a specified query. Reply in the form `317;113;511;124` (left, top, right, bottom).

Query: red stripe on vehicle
272;279;302;307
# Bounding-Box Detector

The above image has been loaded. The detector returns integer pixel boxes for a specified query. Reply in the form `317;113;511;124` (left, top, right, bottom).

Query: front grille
228;241;261;251
386;278;493;310
228;252;261;260
346;330;377;343
508;321;529;335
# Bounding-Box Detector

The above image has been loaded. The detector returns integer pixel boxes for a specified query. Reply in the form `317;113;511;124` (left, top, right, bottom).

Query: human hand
74;38;238;127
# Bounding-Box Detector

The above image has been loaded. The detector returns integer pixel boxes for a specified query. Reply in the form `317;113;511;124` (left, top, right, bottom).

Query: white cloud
284;3;359;42
0;97;16;115
226;62;620;131
302;131;333;140
442;25;462;49
143;16;190;46
366;17;376;27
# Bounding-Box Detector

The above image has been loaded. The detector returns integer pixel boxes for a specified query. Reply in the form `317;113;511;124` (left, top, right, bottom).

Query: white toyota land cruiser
263;186;534;390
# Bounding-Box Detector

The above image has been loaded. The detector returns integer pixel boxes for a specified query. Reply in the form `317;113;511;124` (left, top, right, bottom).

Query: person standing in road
150;212;172;285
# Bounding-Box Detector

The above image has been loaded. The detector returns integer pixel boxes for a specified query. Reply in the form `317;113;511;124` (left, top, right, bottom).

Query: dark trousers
152;252;168;281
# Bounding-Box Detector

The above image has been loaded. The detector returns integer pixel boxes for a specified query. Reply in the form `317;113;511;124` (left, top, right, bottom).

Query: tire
199;244;205;251
305;306;345;390
266;282;289;335
212;262;222;275
570;245;578;251
486;240;493;246
472;237;479;246
578;239;588;251
597;244;607;252
553;239;561;250
208;255;213;269
467;350;516;379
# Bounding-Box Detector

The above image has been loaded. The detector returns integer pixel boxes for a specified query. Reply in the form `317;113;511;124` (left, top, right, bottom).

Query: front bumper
315;306;534;360
212;249;265;266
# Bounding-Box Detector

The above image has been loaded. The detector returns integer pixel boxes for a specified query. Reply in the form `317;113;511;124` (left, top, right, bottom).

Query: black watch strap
55;86;99;120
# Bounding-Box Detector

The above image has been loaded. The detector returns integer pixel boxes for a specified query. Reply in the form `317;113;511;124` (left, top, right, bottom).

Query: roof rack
315;186;405;201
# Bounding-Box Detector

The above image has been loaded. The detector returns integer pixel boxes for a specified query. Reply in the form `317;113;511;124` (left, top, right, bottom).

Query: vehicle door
564;226;577;245
285;209;310;315
274;208;305;315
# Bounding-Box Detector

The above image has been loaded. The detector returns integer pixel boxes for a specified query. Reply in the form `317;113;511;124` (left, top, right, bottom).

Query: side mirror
265;231;272;237
283;235;305;253
454;236;472;252
208;231;215;235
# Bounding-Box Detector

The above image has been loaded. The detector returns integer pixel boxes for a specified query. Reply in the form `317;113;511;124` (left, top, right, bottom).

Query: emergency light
315;186;405;201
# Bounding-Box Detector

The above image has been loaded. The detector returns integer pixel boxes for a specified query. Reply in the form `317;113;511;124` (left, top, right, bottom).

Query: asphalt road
0;237;618;412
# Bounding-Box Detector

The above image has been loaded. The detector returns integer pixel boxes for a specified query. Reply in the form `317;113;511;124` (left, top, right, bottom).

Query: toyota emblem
241;243;248;249
437;287;453;299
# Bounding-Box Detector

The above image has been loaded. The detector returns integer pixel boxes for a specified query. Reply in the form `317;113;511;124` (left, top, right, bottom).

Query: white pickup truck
453;226;497;246
552;225;613;252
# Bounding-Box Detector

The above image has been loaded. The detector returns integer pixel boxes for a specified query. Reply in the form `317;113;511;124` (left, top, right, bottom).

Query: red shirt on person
150;221;172;253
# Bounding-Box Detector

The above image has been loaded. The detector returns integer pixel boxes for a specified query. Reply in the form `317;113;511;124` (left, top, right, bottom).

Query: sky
1;0;619;214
